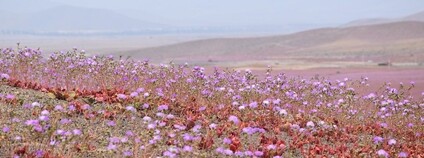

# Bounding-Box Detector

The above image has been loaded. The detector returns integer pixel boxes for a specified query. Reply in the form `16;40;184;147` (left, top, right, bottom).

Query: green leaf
68;91;76;99
47;92;56;99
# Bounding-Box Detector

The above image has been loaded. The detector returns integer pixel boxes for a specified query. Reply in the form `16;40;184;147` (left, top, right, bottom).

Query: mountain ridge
122;21;424;63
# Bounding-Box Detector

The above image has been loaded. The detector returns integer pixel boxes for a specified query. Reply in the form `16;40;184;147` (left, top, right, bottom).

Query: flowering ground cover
0;47;423;157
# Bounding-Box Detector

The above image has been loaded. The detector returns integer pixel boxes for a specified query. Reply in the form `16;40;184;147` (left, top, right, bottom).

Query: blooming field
0;47;423;157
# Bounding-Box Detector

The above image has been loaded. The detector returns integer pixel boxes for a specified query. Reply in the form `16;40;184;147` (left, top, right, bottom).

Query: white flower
41;110;50;115
388;139;396;145
306;121;315;128
279;109;288;116
0;73;10;80
32;102;41;107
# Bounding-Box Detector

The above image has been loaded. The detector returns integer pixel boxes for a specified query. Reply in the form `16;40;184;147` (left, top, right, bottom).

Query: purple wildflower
379;122;388;128
279;109;288;115
223;137;232;144
235;151;244;157
125;130;134;137
6;94;15;100
60;118;72;125
107;143;117;150
54;105;64;111
68;105;76;111
209;123;217;129
32;102;41;107
39;115;49;121
2;126;10;133
56;129;65;135
228;115;240;124
215;147;225;154
123;151;133;157
25;119;39;126
183;133;193;141
249;102;258;108
158;104;169;111
254;151;264;156
376;149;389;157
0;73;10;80
126;106;136;112
306;121;315;128
388;139;396;145
130;92;139;97
198;106;206;111
183;145;193;152
117;94;127;100
173;124;186;130
224;149;233;155
73;129;82;135
398;152;408;158
147;123;156;129
41;110;50;115
107;121;116;127
82;104;90;110
35;150;44;157
267;144;276;150
244;151;253;156
143;116;152;122
373;136;384;144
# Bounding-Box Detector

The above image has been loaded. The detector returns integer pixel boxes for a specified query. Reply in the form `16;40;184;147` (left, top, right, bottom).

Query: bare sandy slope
120;21;424;66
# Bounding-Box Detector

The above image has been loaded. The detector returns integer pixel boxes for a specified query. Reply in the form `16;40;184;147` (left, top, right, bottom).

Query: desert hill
343;11;424;27
122;21;424;65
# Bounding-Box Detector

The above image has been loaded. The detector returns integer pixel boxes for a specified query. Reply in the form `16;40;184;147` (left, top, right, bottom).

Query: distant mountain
341;18;394;27
342;11;424;27
0;5;166;33
403;11;424;21
123;21;424;63
0;0;60;13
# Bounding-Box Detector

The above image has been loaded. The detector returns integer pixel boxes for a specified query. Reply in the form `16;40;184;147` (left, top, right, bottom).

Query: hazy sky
1;0;424;34
46;0;424;26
